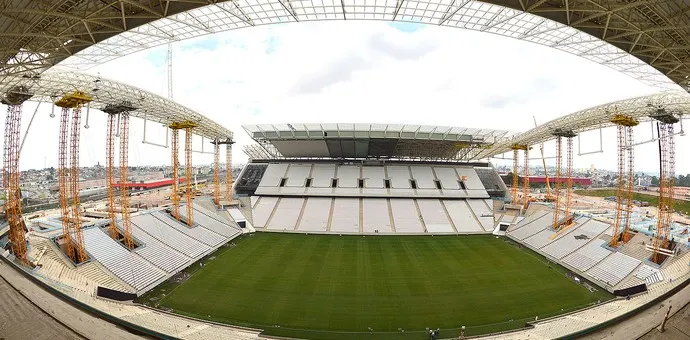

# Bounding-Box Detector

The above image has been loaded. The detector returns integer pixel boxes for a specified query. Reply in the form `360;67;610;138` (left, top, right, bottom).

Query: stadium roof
0;71;232;140
480;90;690;159
243;123;515;160
1;1;688;92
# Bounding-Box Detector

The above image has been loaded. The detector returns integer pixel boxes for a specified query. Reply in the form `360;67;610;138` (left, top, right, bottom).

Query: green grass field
140;233;611;339
575;188;690;214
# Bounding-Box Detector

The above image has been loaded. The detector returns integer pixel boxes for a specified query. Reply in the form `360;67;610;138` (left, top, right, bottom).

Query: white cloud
9;21;686;175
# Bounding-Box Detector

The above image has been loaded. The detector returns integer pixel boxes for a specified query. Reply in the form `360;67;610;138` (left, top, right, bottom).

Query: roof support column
170;121;198;226
2;86;32;263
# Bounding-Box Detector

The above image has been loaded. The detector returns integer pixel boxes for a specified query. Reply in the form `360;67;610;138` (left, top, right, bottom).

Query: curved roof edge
481;90;690;159
0;71;232;140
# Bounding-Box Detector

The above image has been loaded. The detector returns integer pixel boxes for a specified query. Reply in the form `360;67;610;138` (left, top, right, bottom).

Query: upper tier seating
252;163;490;198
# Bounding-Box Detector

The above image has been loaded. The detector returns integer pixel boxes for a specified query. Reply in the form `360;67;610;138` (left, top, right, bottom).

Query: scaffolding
523;147;530;208
225;140;234;202
170;128;180;220
105;114;117;239
213;140;220;205
169;120;198;226
510;144;528;207
185;126;193;226
57;107;73;260
552;129;576;229
55;91;91;263
609;114;639;248
119;113;134;249
2;87;31;263
650;111;678;264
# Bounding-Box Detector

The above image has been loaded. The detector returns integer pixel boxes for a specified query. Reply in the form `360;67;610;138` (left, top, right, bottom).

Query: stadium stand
251;196;279;228
330;198;360;233
267;198;304;231
442;200;484;232
541;219;610;259
179;205;241;238
298;198;332;232
286;164;311;186
362;166;385;195
524;229;557;249
467;199;496;231
150;211;225;246
362;198;392;232
636;265;664;285
434;167;461;189
562;239;613;272
126;220;190;273
587;252;641;286
235;163;268;195
129;214;208;258
507;211;553;240
390;199;424;233
82;227;163;291
475;167;509;199
417;199;455;233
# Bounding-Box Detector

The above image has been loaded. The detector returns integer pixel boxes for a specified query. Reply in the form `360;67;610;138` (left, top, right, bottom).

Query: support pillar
650;110;678;264
226;141;234;202
213;141;220;205
169;121;198;226
522;147;530;208
119;114;134;249
171;129;180;219
55;91;91;263
57;107;73;260
105;114;117;239
185;126;193;226
2;87;32;263
551;129;576;230
69;104;87;262
609;114;639;248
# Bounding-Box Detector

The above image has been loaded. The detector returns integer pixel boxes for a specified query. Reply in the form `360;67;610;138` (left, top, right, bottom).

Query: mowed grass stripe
157;233;610;337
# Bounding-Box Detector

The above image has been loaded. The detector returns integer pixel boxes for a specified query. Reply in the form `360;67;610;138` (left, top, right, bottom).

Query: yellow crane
534;117;555;202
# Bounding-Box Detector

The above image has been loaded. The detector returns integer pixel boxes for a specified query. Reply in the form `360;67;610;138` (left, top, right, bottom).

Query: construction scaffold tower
609;114;639;248
212;138;234;205
213;140;220;205
650;110;679;264
55;91;92;263
103;102;136;249
226;140;234;202
170;121;198;226
170;128;180;220
552;129;576;230
2;87;32;263
510;144;529;207
105;113;117;239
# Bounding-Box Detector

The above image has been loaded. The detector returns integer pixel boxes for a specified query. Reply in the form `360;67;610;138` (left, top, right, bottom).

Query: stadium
1;1;690;340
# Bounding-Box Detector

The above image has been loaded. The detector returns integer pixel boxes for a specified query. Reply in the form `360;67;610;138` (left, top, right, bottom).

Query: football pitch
144;233;612;339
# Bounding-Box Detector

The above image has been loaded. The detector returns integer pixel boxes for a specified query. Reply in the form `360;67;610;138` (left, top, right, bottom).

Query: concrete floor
0;274;83;340
0;260;144;340
638;301;690;340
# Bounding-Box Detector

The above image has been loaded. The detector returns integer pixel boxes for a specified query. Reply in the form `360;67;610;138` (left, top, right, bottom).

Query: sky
8;20;687;174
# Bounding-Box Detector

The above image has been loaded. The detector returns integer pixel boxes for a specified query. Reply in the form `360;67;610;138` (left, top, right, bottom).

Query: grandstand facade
236;123;511;235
